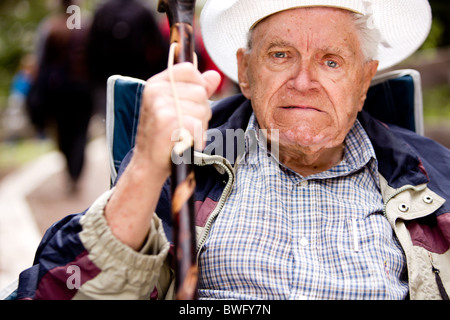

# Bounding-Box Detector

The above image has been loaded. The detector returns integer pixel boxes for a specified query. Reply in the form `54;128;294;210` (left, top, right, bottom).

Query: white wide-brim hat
200;0;432;83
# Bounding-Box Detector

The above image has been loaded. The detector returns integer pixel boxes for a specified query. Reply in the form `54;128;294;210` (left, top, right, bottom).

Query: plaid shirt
198;114;409;300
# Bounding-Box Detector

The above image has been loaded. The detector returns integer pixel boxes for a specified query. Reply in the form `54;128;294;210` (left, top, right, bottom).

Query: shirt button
300;237;309;247
300;180;308;187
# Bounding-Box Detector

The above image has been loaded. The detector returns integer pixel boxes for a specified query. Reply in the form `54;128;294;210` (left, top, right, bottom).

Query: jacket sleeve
16;189;173;300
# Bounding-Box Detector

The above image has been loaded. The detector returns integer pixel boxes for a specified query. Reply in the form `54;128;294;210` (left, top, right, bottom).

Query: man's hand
135;63;221;177
104;64;221;250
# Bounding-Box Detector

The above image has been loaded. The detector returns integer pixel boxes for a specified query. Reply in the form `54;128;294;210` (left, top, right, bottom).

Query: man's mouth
281;105;321;112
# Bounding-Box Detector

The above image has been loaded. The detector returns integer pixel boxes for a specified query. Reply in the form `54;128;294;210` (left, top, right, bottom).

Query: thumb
202;70;222;98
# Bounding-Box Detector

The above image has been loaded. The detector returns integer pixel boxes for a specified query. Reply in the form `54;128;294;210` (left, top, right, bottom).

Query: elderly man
15;0;450;300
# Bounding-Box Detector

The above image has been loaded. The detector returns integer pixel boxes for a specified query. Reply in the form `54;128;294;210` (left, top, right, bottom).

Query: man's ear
358;60;379;111
236;48;251;99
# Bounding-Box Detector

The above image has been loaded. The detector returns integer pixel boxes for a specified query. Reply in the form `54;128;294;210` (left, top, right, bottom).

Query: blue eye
273;52;287;59
326;60;339;68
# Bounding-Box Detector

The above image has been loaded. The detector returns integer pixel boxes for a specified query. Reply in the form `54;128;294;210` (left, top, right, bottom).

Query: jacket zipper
194;155;235;257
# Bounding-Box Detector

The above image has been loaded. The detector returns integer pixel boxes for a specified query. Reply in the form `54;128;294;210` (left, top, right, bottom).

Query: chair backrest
365;69;424;135
106;69;424;184
106;75;146;184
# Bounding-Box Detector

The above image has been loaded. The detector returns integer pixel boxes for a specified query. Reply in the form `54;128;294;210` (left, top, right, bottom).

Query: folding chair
365;69;424;135
106;75;147;185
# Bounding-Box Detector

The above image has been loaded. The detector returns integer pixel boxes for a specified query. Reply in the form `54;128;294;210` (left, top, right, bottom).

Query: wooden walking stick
157;0;198;300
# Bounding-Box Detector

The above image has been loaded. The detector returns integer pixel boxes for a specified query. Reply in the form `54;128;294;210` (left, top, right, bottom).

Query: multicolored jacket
15;94;450;300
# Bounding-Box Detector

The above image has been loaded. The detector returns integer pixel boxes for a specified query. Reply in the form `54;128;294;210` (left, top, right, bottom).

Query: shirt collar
341;118;378;173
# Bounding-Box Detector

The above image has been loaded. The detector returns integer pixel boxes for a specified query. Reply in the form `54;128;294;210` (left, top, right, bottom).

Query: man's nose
288;61;320;92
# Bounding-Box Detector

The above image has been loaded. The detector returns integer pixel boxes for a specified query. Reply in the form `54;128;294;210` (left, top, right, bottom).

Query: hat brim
200;0;432;83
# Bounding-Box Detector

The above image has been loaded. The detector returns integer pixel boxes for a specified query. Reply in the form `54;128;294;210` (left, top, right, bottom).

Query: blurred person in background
2;54;35;141
86;0;169;117
26;0;93;193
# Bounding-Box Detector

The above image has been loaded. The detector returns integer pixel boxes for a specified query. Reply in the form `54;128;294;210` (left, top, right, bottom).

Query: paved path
0;136;110;291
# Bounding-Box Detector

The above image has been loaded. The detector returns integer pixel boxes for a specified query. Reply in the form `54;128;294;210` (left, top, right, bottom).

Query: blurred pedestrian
26;0;93;192
2;54;35;141
87;0;169;116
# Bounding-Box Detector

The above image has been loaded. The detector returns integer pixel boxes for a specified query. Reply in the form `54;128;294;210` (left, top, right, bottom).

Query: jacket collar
357;110;429;189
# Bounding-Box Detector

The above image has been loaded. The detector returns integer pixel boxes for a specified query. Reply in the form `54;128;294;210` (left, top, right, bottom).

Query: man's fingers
202;70;222;98
148;63;221;99
139;64;220;159
148;62;202;83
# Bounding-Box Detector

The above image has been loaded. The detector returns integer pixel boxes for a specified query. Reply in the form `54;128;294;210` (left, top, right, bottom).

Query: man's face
237;7;378;156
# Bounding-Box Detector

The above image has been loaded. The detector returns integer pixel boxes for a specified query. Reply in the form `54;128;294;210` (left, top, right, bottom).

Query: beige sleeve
74;189;173;300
